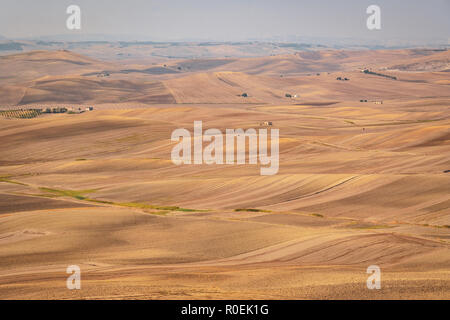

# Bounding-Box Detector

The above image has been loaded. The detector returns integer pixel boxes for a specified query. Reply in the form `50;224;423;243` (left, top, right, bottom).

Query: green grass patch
39;187;96;200
176;208;201;212
115;202;155;209
150;210;170;216
86;198;114;205
355;224;394;230
27;193;61;198
75;158;87;161
86;199;199;212
37;186;201;213
311;213;324;218
115;202;195;212
0;175;28;186
234;208;271;213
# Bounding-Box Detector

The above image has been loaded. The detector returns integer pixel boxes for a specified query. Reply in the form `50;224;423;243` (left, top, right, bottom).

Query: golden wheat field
0;48;449;299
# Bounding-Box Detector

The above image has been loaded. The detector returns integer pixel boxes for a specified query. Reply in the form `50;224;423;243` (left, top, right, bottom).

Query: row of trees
0;109;42;119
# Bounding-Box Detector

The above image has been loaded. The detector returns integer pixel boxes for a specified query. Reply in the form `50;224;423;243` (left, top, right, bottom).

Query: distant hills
0;39;448;61
0;48;448;106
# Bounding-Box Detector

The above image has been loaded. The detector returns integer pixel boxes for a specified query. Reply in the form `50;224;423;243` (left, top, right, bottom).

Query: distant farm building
86;106;94;111
260;121;273;126
97;71;110;77
67;107;84;114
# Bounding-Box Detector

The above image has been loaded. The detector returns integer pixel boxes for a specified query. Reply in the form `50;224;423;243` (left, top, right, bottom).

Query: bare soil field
0;48;449;299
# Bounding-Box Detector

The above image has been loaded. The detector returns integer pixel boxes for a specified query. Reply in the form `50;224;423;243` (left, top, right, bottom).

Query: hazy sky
1;0;449;43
